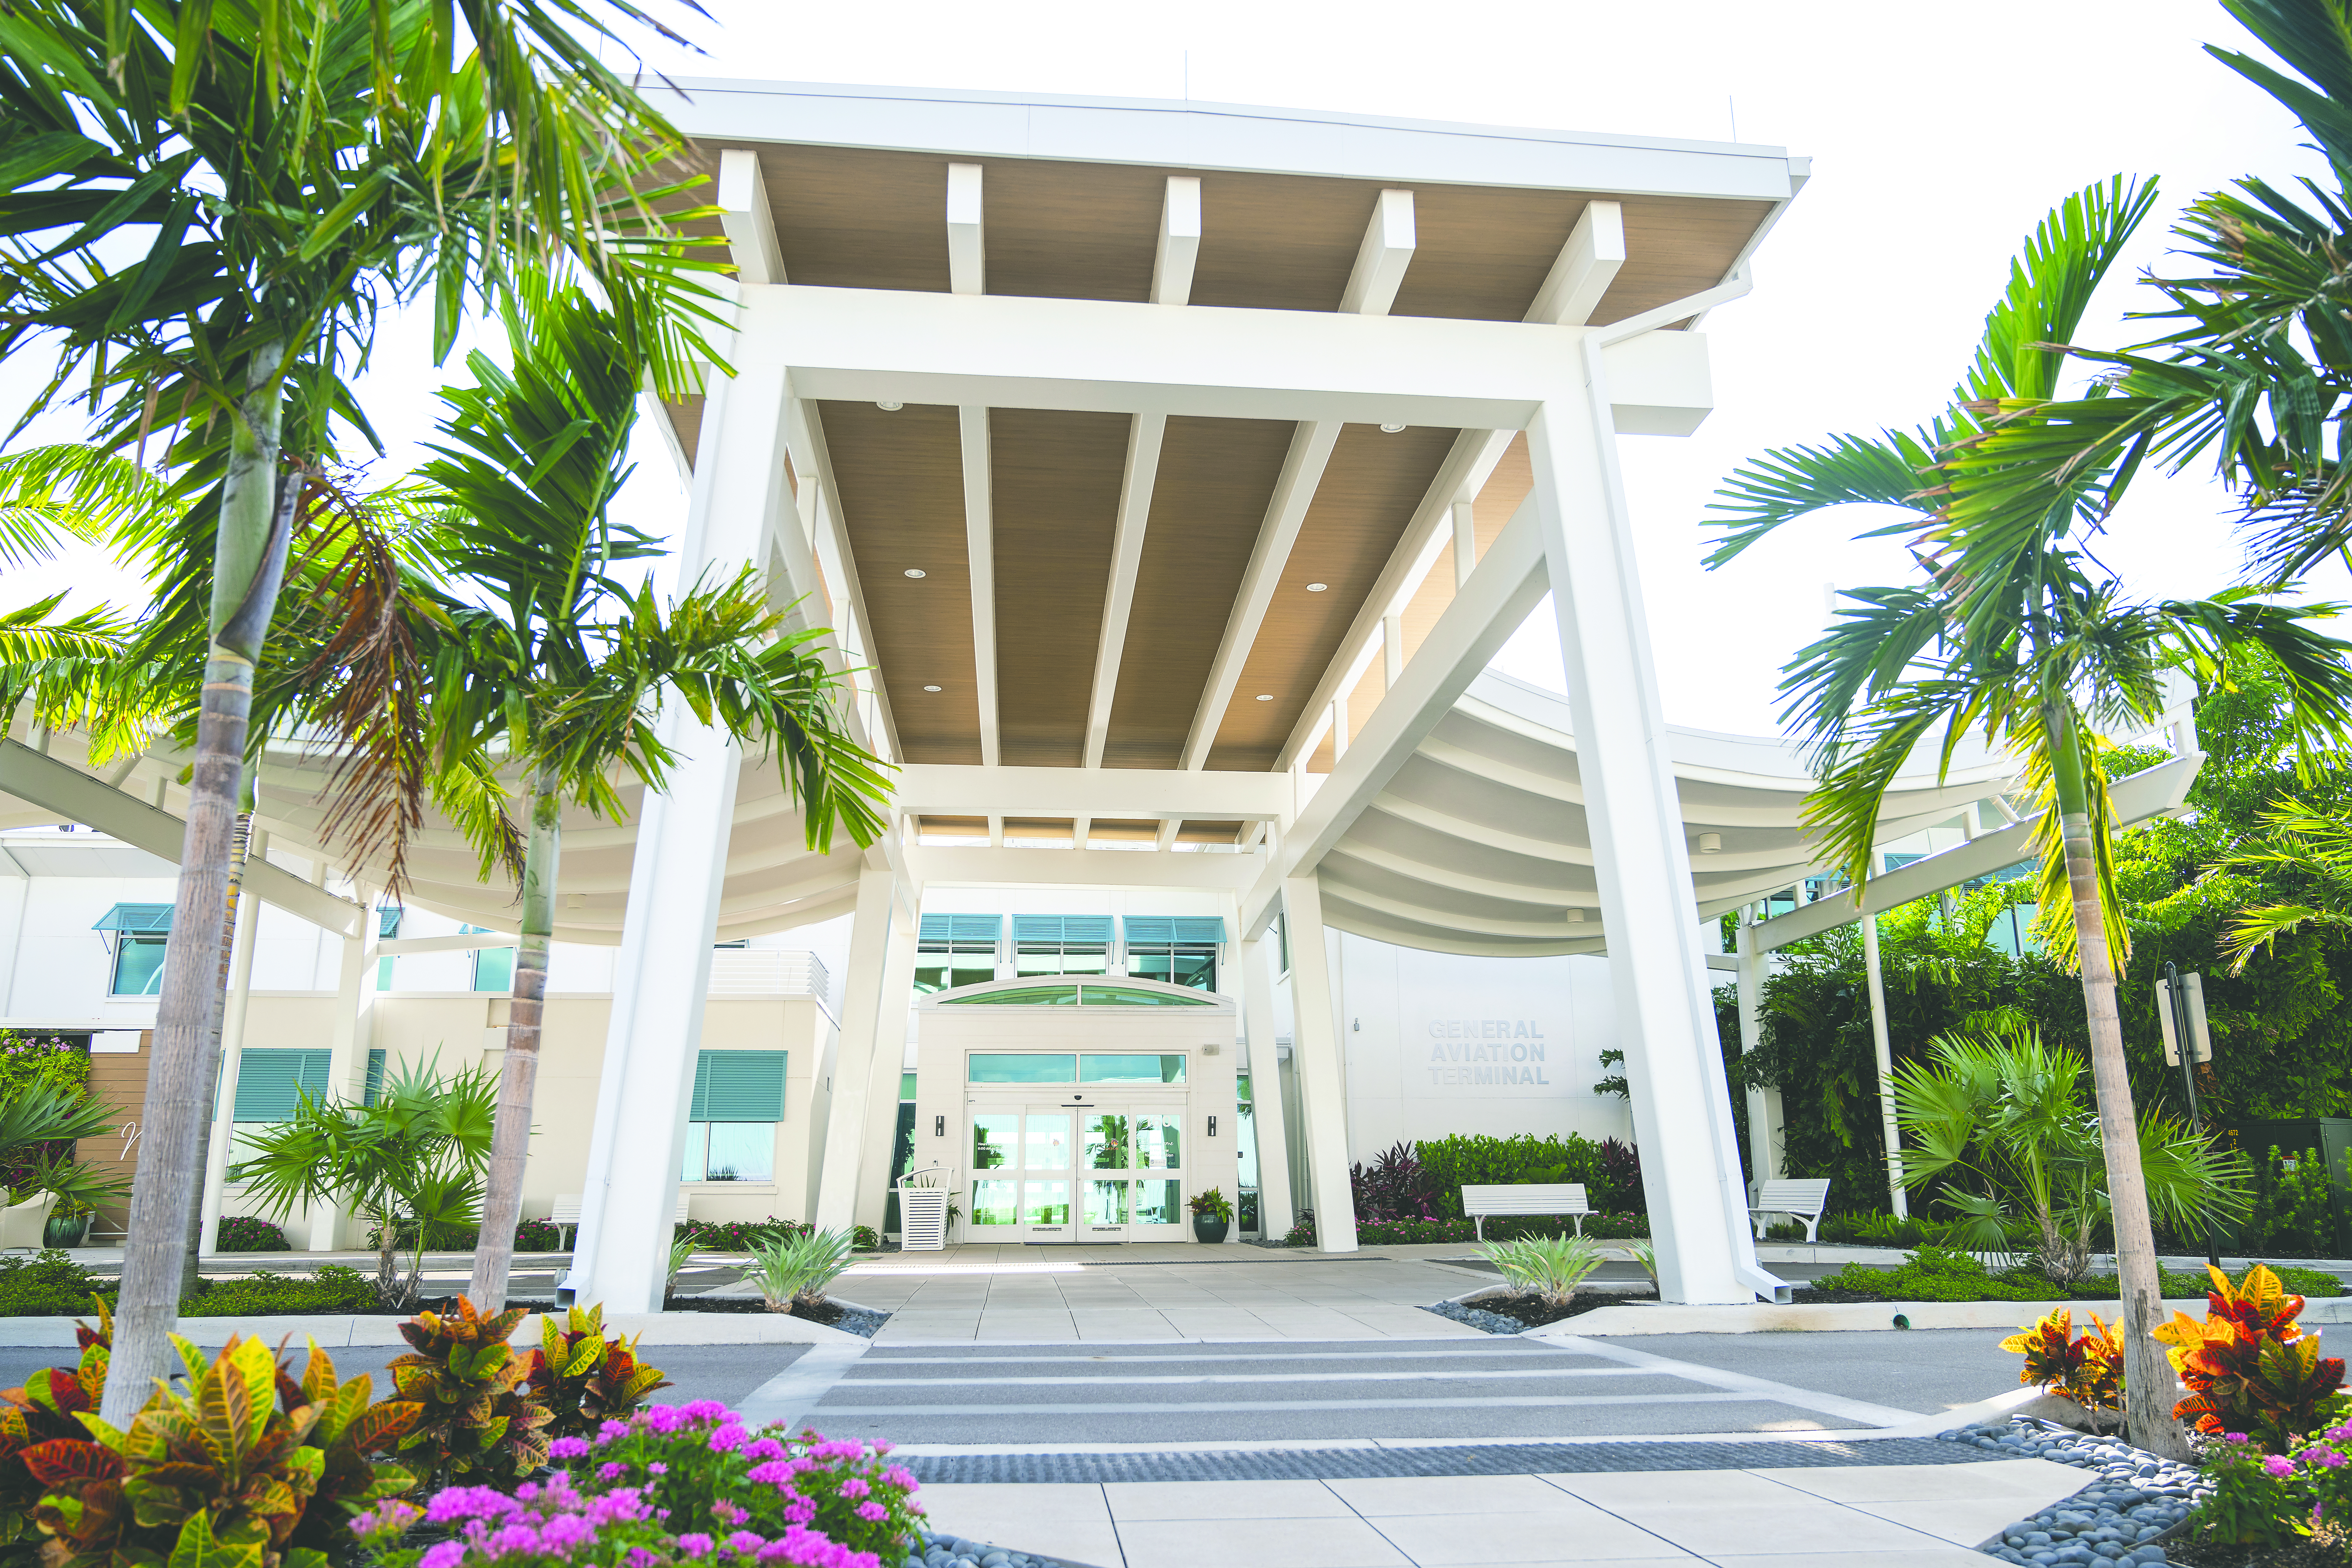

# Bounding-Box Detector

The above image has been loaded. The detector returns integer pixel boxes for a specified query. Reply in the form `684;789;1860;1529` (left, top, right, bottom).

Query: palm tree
1705;180;2352;1453
2203;797;2352;972
0;0;726;1418
409;281;891;1310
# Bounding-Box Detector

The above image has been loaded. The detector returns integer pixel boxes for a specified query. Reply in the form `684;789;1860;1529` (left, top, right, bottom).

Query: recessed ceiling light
904;568;926;579
1305;582;1328;592
878;400;904;412
1255;694;1274;701
923;685;942;692
1379;422;1407;433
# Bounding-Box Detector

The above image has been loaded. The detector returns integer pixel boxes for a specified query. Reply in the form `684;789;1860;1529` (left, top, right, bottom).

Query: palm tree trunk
180;808;252;1298
468;766;559;1310
102;345;295;1426
2049;701;2181;1457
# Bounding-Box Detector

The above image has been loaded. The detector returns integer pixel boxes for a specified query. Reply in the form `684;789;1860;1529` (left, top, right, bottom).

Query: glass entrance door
968;1101;1188;1244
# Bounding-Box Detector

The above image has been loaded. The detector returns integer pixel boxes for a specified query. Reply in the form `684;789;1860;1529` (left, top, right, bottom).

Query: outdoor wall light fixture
935;1115;946;1137
1697;832;1723;853
877;400;904;411
903;568;926;578
1207;1116;1217;1137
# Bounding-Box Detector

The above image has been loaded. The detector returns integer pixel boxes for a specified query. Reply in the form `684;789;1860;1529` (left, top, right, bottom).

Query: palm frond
1704;430;1937;567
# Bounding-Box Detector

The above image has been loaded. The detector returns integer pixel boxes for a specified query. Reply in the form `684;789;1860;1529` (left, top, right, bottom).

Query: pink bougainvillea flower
2265;1456;2297;1477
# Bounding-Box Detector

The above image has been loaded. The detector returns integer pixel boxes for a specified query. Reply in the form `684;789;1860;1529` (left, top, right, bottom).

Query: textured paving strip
899;1435;1993;1483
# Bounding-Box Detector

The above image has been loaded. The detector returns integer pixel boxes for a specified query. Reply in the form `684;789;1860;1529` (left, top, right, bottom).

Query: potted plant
1189;1187;1233;1244
42;1196;91;1249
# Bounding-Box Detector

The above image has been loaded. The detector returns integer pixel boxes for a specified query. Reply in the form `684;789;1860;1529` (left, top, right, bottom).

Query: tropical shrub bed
1808;1247;2347;1305
1349;1213;1652;1247
1377;1134;1645;1219
0;1253;392;1317
214;1214;293;1252
676;1217;809;1253
0;1297;921;1568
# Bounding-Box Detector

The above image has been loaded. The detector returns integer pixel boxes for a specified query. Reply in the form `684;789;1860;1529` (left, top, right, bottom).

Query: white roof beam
890;763;1292;820
1083;411;1167;768
947;163;985;296
1525;199;1624;326
1152;176;1201;306
785;397;903;764
959;404;999;766
1338;189;1416;317
1177;195;1427;772
717;149;787;286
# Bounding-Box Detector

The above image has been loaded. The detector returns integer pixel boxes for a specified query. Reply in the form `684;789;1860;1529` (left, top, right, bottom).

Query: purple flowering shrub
2191;1422;2352;1548
356;1401;923;1568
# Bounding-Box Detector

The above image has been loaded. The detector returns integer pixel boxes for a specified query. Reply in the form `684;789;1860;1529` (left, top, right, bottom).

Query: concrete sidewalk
918;1458;2093;1567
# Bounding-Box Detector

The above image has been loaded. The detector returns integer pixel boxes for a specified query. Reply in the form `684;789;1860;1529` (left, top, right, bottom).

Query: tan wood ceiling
681;139;1777;776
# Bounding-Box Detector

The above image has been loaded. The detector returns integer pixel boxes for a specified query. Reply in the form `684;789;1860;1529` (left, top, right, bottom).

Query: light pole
2159;961;2219;1267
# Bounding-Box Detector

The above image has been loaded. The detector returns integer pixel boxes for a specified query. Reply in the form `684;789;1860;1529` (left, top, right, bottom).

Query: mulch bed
661;1295;854;1328
2166;1535;2352;1567
1785;1287;1900;1305
1469;1289;1656;1328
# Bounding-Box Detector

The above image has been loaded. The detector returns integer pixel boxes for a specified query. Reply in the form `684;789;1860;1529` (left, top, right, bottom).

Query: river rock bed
1940;1416;2205;1566
905;1529;1073;1568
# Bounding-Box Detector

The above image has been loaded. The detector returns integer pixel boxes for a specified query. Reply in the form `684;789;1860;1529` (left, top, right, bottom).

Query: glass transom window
967;1052;1188;1084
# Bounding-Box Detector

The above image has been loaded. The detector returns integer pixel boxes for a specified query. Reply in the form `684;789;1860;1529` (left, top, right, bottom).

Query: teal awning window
235;1049;332;1120
1012;915;1112;946
377;907;403;938
941;982;1214;1007
920;914;1003;944
93;903;172;935
690;1050;786;1122
1124;917;1228;945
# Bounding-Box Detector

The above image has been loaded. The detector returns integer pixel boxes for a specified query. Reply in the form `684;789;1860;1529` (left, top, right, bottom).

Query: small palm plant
1893;1010;2250;1285
1481;1233;1606;1309
745;1228;858;1315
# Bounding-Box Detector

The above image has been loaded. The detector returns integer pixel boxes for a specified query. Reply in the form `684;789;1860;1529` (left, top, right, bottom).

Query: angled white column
1277;876;1356;1252
312;874;382;1250
568;356;789;1312
1452;501;1477;588
1861;911;1907;1218
1084;404;1170;767
1240;928;1294;1239
199;828;266;1254
1523;348;1770;1305
813;865;916;1230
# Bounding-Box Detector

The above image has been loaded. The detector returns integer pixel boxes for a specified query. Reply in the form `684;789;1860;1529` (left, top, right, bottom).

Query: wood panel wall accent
820;401;983;764
78;1035;148;1242
991;409;1129;767
1103;416;1296;770
1206;423;1457;772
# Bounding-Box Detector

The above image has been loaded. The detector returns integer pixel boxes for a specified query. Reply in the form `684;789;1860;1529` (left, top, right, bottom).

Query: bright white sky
4;0;2342;736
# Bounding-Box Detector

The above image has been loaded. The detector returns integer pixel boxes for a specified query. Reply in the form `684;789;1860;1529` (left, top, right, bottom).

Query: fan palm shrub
745;1227;858;1314
1893;1010;2250;1286
1481;1233;1606;1309
226;1056;497;1309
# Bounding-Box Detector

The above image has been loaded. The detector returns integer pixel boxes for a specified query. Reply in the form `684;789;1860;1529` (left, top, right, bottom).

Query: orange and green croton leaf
2152;1263;2349;1446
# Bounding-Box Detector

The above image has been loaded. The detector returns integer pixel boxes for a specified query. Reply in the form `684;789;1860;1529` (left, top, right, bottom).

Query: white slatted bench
1749;1178;1833;1243
549;1191;691;1250
1461;1183;1589;1242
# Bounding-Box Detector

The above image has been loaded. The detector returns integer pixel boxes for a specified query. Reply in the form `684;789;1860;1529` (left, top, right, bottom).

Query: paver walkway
917;1459;2093;1567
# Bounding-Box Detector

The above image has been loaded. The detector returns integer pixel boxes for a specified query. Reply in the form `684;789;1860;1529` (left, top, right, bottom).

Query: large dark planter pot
1192;1215;1230;1244
43;1212;89;1249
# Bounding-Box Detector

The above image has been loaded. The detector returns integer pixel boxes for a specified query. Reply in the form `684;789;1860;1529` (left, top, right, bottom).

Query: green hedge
0;1253;384;1317
1354;1213;1652;1246
1811;1247;2349;1302
1413;1134;1640;1216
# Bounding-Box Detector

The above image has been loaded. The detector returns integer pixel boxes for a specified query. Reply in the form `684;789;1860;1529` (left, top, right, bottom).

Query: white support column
1523;351;1768;1305
946;164;985;296
1860;910;1908;1218
1277;876;1356;1252
1732;910;1784;1189
312;875;381;1250
568;353;790;1312
813;866;915;1231
199;829;266;1254
1152;176;1201;307
1381;613;1402;687
717;150;786;286
1240;929;1294;1239
1330;694;1348;763
848;915;923;1232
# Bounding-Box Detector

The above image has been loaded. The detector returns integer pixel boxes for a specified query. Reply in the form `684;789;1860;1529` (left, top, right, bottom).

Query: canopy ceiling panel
820;399;980;763
990;407;1128;767
1101;415;1294;770
1206;422;1457;770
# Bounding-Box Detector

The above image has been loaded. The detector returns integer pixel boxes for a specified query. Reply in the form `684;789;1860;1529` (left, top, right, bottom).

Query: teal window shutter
689;1051;786;1122
93;903;174;934
920;915;1002;946
234;1050;332;1121
363;1049;386;1106
1013;915;1111;946
1124;917;1228;945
